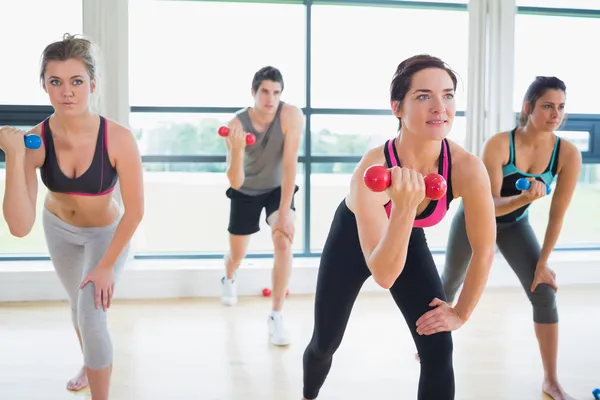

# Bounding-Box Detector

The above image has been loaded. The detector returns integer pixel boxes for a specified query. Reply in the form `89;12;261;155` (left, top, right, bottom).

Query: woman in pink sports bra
301;55;497;400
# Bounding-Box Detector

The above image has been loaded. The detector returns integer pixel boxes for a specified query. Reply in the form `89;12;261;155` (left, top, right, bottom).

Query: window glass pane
529;164;600;246
0;166;49;255
514;14;600;114
128;1;306;107
517;0;600;9
309;162;462;251
131;113;231;156
311;115;466;156
133;163;305;255
311;5;468;109
0;0;83;105
557;130;590;152
131;112;305;156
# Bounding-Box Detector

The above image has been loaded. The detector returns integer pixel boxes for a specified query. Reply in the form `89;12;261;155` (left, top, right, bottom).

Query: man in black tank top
220;66;304;347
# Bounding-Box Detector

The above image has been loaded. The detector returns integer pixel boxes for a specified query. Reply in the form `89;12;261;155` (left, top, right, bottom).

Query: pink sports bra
383;138;453;228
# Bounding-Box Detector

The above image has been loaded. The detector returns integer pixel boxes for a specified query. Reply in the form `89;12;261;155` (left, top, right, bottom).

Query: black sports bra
40;116;118;196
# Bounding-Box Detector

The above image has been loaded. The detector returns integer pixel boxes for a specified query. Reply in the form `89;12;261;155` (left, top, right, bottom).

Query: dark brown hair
518;76;566;126
390;54;458;131
252;66;284;93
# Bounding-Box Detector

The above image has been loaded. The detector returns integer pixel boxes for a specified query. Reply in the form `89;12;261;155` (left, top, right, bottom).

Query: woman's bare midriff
44;192;120;228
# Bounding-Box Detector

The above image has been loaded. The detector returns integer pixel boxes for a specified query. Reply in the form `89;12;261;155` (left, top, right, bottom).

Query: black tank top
40;116;118;196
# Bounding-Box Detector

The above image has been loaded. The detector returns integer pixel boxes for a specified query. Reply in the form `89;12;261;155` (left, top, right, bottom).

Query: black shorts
226;185;299;235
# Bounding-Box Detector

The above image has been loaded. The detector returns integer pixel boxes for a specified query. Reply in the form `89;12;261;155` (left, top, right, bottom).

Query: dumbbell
363;165;447;200
515;177;551;195
217;126;256;146
592;388;600;400
24;134;41;150
262;288;289;297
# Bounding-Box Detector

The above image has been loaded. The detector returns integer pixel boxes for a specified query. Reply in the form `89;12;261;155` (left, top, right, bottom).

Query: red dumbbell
217;126;256;146
363;165;447;200
262;288;289;297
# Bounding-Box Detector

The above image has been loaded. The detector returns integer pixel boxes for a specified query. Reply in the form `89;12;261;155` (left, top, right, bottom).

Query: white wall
1;250;599;302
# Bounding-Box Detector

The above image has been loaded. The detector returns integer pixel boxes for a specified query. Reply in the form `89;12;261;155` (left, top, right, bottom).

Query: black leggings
302;201;454;399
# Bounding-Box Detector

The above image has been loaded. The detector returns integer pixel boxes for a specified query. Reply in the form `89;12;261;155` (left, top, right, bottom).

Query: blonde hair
39;33;102;110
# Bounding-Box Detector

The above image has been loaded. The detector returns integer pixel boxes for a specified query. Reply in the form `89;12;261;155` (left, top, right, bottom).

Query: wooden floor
0;286;598;400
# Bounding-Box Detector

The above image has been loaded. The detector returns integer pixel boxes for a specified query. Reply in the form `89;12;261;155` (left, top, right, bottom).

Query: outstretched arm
95;126;144;271
453;156;497;322
537;142;581;268
416;154;496;336
279;105;303;212
272;105;304;242
80;124;144;311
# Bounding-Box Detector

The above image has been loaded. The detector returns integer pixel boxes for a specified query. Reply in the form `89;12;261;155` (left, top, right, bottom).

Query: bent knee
306;339;338;361
272;231;292;253
417;332;453;363
84;346;114;370
530;284;558;324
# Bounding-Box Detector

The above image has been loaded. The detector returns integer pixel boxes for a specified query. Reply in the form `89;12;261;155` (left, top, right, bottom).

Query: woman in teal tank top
441;76;583;400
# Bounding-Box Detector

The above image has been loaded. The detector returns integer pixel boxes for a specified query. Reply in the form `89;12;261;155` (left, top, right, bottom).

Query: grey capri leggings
43;206;130;370
441;202;558;324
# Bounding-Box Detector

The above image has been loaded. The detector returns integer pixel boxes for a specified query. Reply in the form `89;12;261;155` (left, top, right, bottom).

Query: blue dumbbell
24;134;42;150
592;388;600;399
515;177;551;195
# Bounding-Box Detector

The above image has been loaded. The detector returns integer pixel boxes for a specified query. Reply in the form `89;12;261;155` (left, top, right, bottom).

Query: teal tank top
497;127;561;223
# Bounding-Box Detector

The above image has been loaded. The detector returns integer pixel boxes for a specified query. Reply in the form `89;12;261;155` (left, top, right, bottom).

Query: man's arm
225;118;246;190
279;105;303;211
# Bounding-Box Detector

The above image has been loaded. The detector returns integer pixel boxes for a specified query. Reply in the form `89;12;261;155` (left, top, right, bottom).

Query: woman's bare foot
66;366;88;391
543;379;576;400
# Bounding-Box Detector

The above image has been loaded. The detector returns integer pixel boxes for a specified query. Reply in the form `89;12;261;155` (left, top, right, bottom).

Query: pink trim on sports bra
384;139;449;228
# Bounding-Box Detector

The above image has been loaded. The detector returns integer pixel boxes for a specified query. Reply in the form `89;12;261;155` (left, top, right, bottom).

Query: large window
0;0;83;106
311;5;469;110
128;1;306;108
4;0;597;260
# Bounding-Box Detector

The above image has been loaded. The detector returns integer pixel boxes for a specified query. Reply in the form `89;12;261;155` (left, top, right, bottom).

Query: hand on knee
272;231;292;253
531;286;558;324
77;286;113;370
530;267;558;292
270;210;295;244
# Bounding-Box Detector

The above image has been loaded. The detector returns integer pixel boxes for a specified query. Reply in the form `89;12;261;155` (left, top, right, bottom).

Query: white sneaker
268;312;291;346
221;276;237;306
